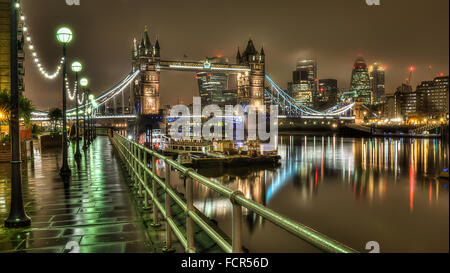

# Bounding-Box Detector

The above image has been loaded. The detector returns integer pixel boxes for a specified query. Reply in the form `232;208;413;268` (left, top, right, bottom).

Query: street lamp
91;100;98;142
57;26;73;178
88;94;95;144
80;78;89;150
93;102;98;140
71;61;82;159
5;0;31;228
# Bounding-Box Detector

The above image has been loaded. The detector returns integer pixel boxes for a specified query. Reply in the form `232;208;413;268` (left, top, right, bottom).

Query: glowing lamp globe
56;27;73;44
71;61;82;72
80;78;89;87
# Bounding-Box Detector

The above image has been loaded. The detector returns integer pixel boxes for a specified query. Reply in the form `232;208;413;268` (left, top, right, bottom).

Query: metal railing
111;132;357;253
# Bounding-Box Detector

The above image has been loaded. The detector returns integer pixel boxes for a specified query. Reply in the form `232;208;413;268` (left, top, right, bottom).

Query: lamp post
57;26;73;178
86;106;91;146
71;61;82;159
88;94;95;145
80;78;89;150
91;99;98;143
5;0;31;228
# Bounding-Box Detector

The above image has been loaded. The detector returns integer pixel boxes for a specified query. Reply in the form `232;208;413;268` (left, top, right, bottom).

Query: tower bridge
31;27;358;130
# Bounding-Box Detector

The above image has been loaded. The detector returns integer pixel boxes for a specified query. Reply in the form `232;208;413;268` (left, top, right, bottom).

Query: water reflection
167;135;449;252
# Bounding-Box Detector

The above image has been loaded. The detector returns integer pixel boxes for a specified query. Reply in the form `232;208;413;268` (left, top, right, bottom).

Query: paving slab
0;136;153;253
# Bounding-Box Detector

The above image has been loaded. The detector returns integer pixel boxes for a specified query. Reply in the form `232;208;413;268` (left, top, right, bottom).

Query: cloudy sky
21;0;449;110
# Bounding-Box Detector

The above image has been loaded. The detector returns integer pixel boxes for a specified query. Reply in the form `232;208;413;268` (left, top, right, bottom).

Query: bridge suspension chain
264;74;355;117
67;70;140;114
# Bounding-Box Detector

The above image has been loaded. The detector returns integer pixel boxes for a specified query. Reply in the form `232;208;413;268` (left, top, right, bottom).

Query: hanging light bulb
19;7;63;81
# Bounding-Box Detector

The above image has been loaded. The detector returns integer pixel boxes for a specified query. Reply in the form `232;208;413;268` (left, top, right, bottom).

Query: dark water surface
167;135;449;253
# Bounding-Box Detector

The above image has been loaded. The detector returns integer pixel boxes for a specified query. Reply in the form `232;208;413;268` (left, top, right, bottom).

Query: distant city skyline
19;0;449;110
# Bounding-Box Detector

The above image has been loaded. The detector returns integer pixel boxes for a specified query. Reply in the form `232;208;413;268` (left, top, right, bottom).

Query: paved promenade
0;136;152;253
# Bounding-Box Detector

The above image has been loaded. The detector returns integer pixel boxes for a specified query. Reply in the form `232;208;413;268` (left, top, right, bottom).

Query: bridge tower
353;99;365;124
132;27;160;115
236;39;265;109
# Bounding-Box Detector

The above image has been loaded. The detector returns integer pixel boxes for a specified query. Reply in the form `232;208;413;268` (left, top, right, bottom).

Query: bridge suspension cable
67;70;140;113
264;74;355;117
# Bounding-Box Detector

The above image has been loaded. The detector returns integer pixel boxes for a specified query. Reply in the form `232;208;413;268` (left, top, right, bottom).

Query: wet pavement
0;136;152;253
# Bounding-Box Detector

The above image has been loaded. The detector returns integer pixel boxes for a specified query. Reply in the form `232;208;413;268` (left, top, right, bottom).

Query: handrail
111;132;357;253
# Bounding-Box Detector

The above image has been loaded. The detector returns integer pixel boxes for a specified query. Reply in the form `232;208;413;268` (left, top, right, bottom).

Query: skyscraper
317;79;338;109
287;82;313;108
293;59;317;90
350;57;372;105
369;63;385;104
288;59;317;108
196;56;232;107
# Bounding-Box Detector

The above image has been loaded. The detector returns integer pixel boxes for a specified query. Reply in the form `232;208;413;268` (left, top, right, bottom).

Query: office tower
318;79;338;108
369;63;385;104
350;56;372;105
416;76;449;119
288;60;317;108
197;56;230;106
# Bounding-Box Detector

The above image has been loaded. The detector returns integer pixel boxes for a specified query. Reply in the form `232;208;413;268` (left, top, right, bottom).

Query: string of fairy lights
65;77;85;104
17;1;84;104
18;5;63;79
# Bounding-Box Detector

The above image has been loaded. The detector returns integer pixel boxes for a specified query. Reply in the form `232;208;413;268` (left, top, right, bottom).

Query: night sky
21;0;449;110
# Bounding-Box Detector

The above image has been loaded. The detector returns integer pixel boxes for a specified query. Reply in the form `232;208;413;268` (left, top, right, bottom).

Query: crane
407;66;415;85
428;65;435;79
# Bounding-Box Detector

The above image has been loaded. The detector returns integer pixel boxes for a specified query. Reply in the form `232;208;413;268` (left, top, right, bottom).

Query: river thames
167;134;449;253
1;135;447;253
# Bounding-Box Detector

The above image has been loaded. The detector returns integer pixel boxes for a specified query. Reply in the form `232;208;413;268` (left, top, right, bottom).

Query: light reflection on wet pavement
0;136;152;253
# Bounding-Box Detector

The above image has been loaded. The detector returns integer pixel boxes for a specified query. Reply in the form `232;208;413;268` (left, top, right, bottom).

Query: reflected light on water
165;135;449;252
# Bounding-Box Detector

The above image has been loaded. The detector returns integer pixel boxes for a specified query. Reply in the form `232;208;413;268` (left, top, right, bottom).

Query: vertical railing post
185;171;195;252
143;150;150;209
131;143;135;184
128;141;132;173
127;141;131;171
150;154;160;227
133;144;138;188
231;191;244;253
138;147;142;196
162;159;174;252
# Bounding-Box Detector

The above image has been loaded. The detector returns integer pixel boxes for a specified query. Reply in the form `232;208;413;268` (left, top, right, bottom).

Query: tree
0;89;34;125
48;107;63;133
